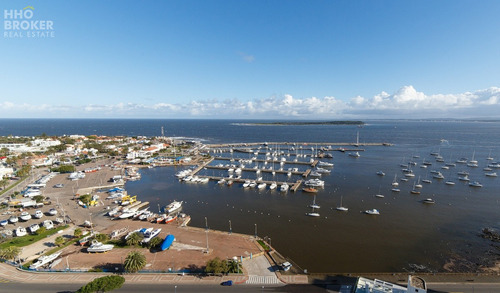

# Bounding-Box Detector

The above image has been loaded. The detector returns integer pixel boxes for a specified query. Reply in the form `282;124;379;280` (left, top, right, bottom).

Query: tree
0;178;8;190
125;232;143;247
205;257;228;275
94;233;109;243
123;250;146;273
0;246;21;261
76;275;125;293
74;228;83;238
146;236;162;249
55;236;65;246
79;194;92;205
36;226;47;235
33;195;45;203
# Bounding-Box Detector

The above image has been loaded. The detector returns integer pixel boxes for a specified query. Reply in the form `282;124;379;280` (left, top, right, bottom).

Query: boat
457;171;469;176
318;161;334;167
34;210;44;219
48;208;58;216
410;182;420;194
142;228;162;243
336;196;348;211
485;172;497;177
43;220;54;230
302;187;318;193
445;181;455;185
348;152;360;158
54;217;64;224
391;174;399;186
29;252;62;269
304;178;324;187
308;195;320;209
415;177;423;188
87;240;114;253
9;216;18;224
125;228;143;240
280;182;289;192
119;210;137;219
242;180;251;188
456;158;468;164
29;223;40;233
269;182;277;190
364;209;380;215
432;172;444;179
391;188;400;192
164;214;177;224
15;226;27;237
469;181;483;187
160;234;175;251
164;201;183;214
375;194;385;198
257;183;266;189
423;198;435;204
458;175;470;181
217;178;226;185
0;219;8;226
305;211;320;217
19;212;31;221
376;171;385;176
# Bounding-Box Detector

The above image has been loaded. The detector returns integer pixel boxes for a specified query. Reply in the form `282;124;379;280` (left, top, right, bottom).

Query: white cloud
238;52;255;63
1;86;500;119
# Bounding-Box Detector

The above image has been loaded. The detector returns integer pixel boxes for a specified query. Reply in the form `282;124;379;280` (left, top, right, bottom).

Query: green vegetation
54;236;65;247
123;250;146;273
253;120;365;126
50;165;76;173
74;228;83;238
257;240;271;251
146;236;163;249
125;232;143;246
0;246;21;261
204;257;241;275
76;275;125;293
79;194;92;205
0;225;67;249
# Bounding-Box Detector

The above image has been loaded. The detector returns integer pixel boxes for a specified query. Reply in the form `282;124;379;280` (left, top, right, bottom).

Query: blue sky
1;0;500;119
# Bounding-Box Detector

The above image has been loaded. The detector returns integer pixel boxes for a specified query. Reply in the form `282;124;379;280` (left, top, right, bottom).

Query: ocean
2;118;500;273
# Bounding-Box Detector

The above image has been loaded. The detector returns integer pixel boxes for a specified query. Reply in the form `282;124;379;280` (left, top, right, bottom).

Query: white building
0;166;14;178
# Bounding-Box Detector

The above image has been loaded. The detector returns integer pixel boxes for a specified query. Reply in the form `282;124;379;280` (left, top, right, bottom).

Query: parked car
220;280;233;286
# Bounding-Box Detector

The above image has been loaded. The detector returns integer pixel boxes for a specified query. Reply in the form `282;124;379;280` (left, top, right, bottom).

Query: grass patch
0;225;68;249
257;240;270;251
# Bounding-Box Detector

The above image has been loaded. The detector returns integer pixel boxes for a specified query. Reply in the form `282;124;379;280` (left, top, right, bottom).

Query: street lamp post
254;223;257;238
205;217;209;253
229;220;232;234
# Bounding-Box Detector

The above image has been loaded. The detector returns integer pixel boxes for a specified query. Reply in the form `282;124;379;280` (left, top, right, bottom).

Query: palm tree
55;236;65;246
74;228;83;238
146;236;162;249
125;232;143;246
123;251;146;273
0;246;21;261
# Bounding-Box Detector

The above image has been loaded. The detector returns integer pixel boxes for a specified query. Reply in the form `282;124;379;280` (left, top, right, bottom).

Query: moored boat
364;209;380;215
87;240;114;253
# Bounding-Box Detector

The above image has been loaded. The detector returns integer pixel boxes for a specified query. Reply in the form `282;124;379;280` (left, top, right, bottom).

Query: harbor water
3;119;500;272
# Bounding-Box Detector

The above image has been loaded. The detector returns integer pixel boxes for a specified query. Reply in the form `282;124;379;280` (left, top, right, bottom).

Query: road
0;282;328;293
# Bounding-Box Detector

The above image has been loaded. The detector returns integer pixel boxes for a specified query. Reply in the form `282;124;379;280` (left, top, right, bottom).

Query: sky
1;0;500;119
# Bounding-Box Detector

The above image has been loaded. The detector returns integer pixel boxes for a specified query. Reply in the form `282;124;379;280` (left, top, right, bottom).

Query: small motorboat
364;209;380;215
423;198;435;204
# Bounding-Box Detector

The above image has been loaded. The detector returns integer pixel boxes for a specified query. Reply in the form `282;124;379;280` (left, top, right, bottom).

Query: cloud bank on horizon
1;86;500;119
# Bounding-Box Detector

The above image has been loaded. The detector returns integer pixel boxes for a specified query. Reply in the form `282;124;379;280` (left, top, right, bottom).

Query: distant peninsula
251;121;365;126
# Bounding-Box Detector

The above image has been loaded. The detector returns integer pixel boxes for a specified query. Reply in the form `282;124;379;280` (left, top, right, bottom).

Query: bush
76;275;125;293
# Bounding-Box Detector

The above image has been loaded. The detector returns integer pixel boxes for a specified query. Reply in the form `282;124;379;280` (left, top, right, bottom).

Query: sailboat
308;195;321;209
391;174;399;187
410;182;420;194
375;185;384;198
415;176;423;188
486;150;494;161
467;150;478;167
336;196;348;211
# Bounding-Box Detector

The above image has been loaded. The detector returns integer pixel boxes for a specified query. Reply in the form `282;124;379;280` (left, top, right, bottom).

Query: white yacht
348;152;360;158
364;209;380;215
142;228;161;243
269;182;277;190
29;252;62;269
469;181;483;187
43;220;54;230
15;226;27;237
34;210;44;219
19;212;31;221
257;182;266;189
485;172;497;177
87;240;114;253
165;200;183;214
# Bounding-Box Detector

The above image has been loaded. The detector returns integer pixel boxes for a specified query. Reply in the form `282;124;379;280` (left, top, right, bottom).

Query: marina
1;119;500;275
